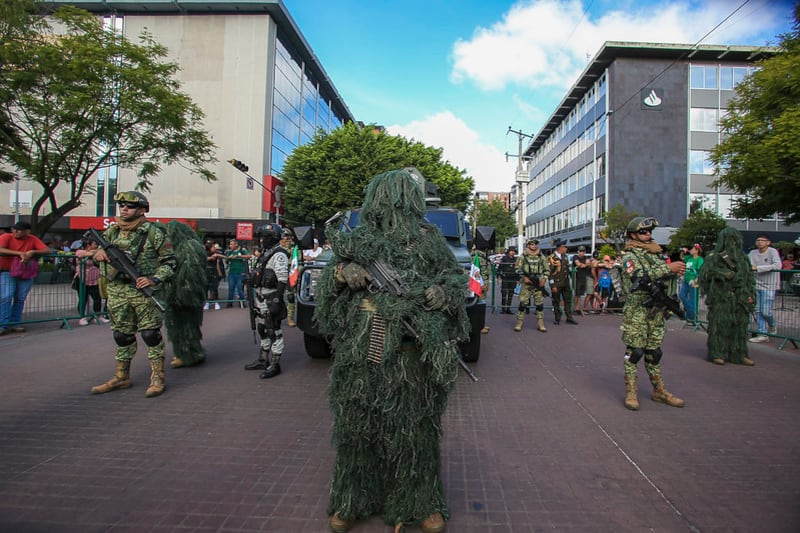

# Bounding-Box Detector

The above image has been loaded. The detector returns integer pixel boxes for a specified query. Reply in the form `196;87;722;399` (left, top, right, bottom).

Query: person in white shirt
303;238;323;262
748;234;781;343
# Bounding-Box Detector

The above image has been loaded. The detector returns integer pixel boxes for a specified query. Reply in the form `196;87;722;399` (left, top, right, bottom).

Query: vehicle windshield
424;210;459;239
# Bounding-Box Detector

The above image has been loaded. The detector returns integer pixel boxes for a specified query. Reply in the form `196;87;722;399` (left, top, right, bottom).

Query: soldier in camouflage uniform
91;191;176;398
514;238;549;333
280;228;297;327
549;239;577;325
620;216;686;411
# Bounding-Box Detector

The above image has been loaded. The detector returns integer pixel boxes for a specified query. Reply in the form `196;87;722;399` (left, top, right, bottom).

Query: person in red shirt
0;221;52;335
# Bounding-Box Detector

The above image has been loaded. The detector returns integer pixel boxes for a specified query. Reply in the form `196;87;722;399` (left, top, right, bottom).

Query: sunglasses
637;228;652;235
117;201;140;209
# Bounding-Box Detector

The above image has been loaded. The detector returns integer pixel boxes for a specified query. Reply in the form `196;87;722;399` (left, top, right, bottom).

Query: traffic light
229;159;249;173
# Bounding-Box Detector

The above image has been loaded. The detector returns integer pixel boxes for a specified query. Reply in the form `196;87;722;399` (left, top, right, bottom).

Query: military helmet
626;216;659;234
113;191;149;212
256;223;283;249
526;237;539;246
281;227;294;239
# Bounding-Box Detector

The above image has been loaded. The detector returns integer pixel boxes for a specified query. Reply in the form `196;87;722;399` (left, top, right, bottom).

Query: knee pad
113;331;136;347
286;293;295;304
626;347;645;364
645;348;663;364
535;304;544;312
140;329;163;347
518;303;528;313
257;323;275;339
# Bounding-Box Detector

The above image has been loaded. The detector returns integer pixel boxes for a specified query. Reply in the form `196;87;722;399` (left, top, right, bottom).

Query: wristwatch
152;276;161;285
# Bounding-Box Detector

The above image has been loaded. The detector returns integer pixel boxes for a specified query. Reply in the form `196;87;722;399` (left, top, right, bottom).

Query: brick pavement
0;305;798;532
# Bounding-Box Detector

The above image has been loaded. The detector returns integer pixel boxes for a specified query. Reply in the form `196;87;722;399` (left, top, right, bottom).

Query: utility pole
506;127;534;252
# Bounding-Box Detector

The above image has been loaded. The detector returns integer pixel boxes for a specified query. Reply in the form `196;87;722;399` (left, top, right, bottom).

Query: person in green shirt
679;243;704;321
224;239;251;307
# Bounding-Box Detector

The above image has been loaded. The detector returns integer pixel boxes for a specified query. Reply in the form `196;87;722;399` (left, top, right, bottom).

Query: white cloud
450;0;790;92
387;111;518;192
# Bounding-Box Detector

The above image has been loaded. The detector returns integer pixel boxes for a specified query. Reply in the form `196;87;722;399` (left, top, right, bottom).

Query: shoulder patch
624;259;636;274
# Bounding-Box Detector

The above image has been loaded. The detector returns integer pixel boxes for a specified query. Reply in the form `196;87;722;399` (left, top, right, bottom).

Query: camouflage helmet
113;191;150;212
526;237;539;246
256;223;283;249
626;216;659;234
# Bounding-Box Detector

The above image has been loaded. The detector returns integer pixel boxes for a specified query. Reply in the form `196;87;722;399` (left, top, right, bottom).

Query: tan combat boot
514;319;523;332
170;357;184;368
624;374;639;410
480;325;490;334
649;374;684;407
329;513;353;533
145;358;166;397
91;360;132;394
537;317;547;332
420;512;445;533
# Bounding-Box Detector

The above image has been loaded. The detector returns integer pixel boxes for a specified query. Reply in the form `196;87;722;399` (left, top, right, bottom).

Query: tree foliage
0;1;216;234
473;199;516;248
598;204;641;250
709;6;800;224
281;122;474;227
667;209;727;254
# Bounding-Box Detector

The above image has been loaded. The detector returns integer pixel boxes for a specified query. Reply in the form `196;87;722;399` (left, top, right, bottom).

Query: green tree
473;199;516;247
281;122;473;226
0;1;216;235
668;209;727;254
599;204;641;251
709;6;800;223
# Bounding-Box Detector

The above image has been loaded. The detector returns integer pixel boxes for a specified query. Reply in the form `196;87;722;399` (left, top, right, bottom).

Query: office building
1;0;354;237
521;41;798;250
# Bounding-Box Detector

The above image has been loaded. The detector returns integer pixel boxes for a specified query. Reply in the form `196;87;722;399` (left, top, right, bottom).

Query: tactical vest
250;246;289;289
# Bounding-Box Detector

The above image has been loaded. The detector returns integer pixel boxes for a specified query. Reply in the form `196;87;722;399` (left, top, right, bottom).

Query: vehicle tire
304;333;332;359
460;332;481;363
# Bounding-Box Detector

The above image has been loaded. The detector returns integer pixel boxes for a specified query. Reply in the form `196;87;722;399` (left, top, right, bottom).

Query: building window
690;150;715;175
690;65;718;89
690;108;719;132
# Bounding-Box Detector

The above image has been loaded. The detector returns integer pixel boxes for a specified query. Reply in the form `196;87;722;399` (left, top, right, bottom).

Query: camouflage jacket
102;220;177;284
516;251;549;283
620;246;674;302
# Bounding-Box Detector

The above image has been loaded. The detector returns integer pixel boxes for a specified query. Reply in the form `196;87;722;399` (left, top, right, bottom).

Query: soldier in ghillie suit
91;191;176;398
697;227;756;366
315;169;470;533
163;220;207;369
620;216;686;411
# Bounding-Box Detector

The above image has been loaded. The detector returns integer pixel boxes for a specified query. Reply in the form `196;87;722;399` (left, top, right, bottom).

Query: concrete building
1;0;354;238
521;41;798;251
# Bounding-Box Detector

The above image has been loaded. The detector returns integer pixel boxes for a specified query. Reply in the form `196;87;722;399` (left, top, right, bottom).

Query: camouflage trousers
516;283;545;320
620;299;665;349
107;282;165;362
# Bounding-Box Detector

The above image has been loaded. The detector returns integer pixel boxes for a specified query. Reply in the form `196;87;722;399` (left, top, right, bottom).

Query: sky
281;0;796;193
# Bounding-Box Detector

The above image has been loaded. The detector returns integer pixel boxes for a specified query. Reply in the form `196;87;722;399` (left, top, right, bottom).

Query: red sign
262;175;285;216
69;216;196;230
236;222;254;241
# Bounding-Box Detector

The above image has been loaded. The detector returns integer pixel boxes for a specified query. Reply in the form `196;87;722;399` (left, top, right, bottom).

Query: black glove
267;297;282;317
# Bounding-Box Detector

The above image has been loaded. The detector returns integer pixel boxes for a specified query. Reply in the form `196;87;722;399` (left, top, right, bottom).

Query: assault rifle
84;227;165;312
523;273;550;297
630;273;685;319
325;211;479;382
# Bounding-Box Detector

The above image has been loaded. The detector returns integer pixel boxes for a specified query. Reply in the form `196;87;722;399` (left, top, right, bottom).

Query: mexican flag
468;254;483;297
288;246;300;287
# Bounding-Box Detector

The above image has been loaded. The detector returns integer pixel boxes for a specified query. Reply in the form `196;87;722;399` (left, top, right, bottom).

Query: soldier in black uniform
496;246;519;314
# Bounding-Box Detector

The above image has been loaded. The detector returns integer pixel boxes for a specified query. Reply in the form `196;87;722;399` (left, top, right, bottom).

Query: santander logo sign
642;88;663;109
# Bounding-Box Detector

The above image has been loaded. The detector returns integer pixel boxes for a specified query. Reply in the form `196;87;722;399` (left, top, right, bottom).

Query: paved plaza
0;304;799;532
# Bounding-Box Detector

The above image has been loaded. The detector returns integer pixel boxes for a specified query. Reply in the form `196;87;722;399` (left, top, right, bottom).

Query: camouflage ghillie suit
315;169;470;532
163;221;207;368
515;240;549;332
698;227;756;365
91;191;176;398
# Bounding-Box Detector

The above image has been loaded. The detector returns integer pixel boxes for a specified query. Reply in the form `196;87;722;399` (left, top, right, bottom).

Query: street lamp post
515;171;527;252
